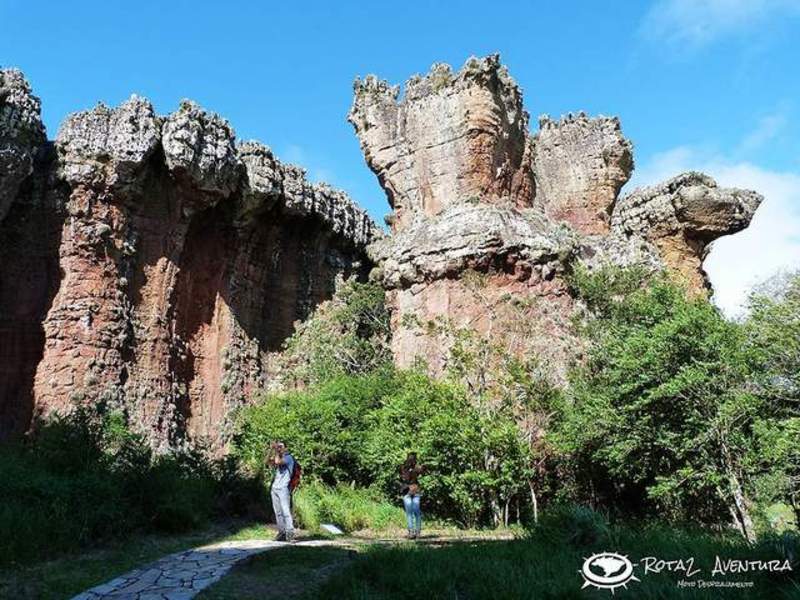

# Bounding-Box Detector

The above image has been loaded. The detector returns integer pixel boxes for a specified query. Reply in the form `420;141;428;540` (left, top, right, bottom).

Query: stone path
70;531;514;599
70;539;338;600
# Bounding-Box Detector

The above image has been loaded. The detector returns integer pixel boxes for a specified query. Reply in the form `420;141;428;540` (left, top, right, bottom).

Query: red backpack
289;459;302;492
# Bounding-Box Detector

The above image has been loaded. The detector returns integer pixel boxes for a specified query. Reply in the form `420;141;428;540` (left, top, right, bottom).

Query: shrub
276;279;391;387
0;408;259;566
235;370;534;527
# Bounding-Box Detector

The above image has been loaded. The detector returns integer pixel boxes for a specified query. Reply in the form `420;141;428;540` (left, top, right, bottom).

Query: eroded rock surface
0;77;377;449
0;68;46;222
533;113;633;234
0;56;764;445
348;54;534;231
611;171;762;290
353;55;761;380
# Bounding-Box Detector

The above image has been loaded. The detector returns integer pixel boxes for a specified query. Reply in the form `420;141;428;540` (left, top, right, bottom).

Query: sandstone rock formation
349;55;534;231
533;113;633;235
611;171;762;290
0;71;376;449
0;69;46;222
0;55;764;448
352;55;762;379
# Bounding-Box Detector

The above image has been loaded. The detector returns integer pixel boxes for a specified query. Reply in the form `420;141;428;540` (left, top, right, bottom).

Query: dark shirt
400;463;423;494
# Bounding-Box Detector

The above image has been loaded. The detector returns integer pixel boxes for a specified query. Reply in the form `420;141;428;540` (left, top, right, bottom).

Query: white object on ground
320;523;344;535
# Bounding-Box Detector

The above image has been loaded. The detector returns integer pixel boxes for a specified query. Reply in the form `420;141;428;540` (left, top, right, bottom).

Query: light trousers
271;486;294;534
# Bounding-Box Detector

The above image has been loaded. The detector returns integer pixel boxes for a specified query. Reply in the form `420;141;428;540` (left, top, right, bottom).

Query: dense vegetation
554;269;800;541
274;280;391;387
236;270;800;538
235;370;534;528
0;409;259;566
3;269;799;586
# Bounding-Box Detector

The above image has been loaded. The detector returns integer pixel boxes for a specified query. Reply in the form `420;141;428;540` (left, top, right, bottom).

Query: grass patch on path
197;546;357;600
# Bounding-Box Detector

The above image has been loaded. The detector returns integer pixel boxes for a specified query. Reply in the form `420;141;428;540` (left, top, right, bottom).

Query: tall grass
293;481;405;533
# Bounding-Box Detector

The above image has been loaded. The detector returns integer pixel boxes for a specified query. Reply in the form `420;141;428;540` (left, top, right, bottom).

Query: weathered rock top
349;54;534;231
238;141;376;246
533;112;634;235
353;54;762;295
50;89;378;247
56;96;162;191
612;171;762;242
0;68;47;221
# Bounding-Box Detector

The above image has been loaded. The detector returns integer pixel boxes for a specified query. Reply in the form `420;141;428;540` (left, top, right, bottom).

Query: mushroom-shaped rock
238;141;285;220
349;54;534;231
0;68;46;221
162;100;241;200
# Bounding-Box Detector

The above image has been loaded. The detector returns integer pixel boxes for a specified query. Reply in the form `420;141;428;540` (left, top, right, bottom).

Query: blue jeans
403;493;421;532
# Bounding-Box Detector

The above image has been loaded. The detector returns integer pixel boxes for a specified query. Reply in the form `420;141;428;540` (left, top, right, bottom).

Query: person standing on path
268;441;296;542
400;452;425;539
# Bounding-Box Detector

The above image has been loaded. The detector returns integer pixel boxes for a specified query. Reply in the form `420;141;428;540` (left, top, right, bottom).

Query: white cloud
629;145;800;317
640;0;800;48
736;109;789;155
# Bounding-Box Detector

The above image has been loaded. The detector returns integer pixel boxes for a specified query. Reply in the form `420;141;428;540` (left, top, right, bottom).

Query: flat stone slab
70;539;338;599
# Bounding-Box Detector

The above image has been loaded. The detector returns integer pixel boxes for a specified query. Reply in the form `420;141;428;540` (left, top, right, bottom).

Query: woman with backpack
399;452;425;539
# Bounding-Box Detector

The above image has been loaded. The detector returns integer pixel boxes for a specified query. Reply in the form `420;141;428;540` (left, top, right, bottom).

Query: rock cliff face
0;55;764;447
353;55;762;380
0;70;376;449
533;113;633;235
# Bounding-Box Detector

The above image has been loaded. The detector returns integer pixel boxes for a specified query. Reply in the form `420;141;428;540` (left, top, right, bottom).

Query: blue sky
2;0;799;313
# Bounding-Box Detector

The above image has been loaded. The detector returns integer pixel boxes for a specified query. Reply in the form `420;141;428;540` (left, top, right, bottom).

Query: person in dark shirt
399;452;425;539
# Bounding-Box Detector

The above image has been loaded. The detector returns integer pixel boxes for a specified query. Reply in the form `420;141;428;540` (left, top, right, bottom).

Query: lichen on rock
0;68;47;222
56;96;161;191
162;100;242;202
349;54;534;231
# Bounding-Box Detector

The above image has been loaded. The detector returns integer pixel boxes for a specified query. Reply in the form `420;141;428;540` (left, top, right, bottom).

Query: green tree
742;271;800;526
557;269;763;540
235;370;534;527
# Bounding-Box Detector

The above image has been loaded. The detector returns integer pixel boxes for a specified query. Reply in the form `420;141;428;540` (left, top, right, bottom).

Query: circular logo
580;552;639;593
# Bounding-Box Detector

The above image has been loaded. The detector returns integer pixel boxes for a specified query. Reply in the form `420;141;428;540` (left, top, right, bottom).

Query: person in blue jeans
267;441;295;543
400;452;425;539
